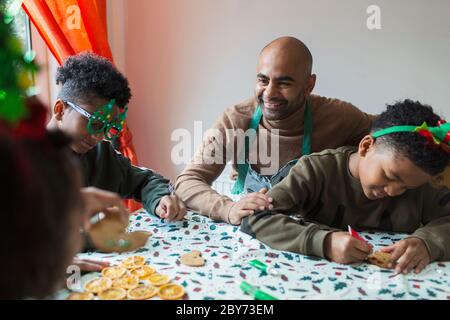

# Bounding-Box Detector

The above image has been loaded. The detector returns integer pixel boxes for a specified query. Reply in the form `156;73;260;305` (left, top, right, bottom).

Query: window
2;0;32;52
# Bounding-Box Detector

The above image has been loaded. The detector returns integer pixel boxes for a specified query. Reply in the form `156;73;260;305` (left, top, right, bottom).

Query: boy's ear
53;100;66;121
358;135;375;157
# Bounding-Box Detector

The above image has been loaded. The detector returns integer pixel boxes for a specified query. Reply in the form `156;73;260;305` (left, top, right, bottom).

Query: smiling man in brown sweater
175;36;375;225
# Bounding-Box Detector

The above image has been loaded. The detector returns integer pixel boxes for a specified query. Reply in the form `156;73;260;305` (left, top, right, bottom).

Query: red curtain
22;0;142;211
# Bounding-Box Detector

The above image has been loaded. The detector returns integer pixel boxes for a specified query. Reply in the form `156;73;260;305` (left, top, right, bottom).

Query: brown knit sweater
175;95;375;221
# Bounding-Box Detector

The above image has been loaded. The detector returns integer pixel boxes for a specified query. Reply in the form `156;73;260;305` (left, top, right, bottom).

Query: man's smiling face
254;37;316;121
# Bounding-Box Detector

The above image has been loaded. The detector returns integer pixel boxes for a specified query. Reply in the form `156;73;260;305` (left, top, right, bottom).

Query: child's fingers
395;247;415;274
75;260;106;272
80;262;103;272
173;203;187;221
389;242;407;264
258;188;268;194
414;259;429;274
155;204;165;218
79;259;109;266
164;201;178;220
173;210;186;222
403;255;422;274
103;207;129;225
379;244;396;253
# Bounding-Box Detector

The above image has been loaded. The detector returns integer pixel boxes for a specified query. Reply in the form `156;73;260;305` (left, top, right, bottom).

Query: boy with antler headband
242;99;450;275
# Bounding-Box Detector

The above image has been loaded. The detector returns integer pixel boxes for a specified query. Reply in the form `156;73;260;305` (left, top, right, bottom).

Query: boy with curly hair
242;99;450;274
47;53;186;222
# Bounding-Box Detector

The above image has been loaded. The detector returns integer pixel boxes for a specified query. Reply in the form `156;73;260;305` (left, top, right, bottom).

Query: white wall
109;0;450;180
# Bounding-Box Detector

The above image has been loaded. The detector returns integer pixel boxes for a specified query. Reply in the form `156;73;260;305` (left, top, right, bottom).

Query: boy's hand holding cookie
155;195;187;222
81;187;130;230
380;238;430;274
324;231;373;264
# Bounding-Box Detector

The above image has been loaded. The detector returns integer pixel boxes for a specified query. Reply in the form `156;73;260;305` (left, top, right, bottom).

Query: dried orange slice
130;265;156;279
146;274;170;286
98;287;127;300
121;256;146;269
127;285;158;300
101;266;127;279
84;277;112;293
112;274;139;290
67;292;94;300
158;284;185;300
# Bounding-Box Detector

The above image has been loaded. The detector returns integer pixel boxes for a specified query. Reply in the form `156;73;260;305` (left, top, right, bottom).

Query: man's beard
257;92;305;121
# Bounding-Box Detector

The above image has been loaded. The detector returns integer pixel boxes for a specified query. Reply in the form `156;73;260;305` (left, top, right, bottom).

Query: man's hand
228;188;273;225
81;187;130;230
72;257;110;272
155;195;187;222
324;231;373;264
380;237;431;274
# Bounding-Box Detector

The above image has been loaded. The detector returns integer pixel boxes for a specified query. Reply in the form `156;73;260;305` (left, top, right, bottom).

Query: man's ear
53;100;66;121
305;74;316;96
358;135;375;157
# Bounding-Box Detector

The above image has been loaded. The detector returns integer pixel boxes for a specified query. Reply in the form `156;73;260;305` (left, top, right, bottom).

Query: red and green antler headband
372;120;450;153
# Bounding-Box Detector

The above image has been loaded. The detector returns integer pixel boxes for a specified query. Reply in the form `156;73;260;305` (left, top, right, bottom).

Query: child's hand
380;238;430;274
81;187;130;230
155;195;187;222
324;231;373;264
72;257;110;272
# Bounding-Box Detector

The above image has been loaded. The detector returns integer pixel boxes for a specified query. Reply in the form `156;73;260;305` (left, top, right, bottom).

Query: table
59;210;450;300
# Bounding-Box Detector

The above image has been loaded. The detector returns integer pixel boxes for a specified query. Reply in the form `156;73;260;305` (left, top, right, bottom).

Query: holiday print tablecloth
58;210;450;300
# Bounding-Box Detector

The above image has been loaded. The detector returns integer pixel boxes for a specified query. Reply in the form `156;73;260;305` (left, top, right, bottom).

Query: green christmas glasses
64;99;128;140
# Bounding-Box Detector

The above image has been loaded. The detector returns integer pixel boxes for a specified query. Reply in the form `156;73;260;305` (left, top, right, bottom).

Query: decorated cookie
180;250;205;267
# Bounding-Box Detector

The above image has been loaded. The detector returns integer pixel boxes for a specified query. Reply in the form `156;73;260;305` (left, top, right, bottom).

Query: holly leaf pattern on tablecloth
312;284;321;293
282;252;294;261
334;282;347;291
358;287;367;296
66;212;450;300
427;289;437;298
312;278;324;284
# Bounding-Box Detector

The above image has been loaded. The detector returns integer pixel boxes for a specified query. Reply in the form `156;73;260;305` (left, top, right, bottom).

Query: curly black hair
372;99;450;176
0;101;83;299
56;52;131;108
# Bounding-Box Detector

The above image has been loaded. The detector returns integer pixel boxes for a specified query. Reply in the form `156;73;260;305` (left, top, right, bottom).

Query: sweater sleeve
241;157;338;258
175;104;253;221
409;186;450;261
113;147;171;215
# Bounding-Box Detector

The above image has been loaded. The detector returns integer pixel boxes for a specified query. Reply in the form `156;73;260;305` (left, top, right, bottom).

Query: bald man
175;37;375;225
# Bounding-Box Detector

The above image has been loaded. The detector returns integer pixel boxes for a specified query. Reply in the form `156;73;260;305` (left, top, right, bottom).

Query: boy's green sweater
78;141;170;215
